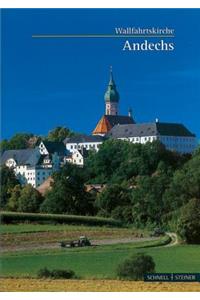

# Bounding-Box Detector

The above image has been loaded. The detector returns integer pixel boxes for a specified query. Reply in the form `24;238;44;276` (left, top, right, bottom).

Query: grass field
1;242;200;278
1;223;200;293
1;278;200;292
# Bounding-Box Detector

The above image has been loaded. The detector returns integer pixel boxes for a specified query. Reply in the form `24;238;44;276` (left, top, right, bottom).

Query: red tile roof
93;116;112;135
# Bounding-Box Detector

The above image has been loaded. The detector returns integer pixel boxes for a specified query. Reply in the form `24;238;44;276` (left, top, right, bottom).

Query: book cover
0;7;200;293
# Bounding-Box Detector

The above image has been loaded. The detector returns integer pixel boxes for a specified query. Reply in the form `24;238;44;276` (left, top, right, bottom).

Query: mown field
1;223;148;251
1;278;200;292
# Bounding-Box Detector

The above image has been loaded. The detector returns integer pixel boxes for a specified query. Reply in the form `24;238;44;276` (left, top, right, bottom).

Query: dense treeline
85;140;188;184
0;126;75;151
1;139;200;243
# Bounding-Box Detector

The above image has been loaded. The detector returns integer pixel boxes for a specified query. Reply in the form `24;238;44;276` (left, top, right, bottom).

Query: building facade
64;148;89;167
64;134;104;153
107;121;197;153
1;148;61;188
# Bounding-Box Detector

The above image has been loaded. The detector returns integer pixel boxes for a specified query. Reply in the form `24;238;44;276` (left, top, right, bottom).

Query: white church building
64;68;197;155
1;68;197;188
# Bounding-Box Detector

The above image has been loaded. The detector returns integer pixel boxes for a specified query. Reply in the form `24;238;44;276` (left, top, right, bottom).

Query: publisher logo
144;273;200;282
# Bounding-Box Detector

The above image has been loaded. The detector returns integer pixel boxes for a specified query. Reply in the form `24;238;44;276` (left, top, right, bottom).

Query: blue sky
1;9;200;139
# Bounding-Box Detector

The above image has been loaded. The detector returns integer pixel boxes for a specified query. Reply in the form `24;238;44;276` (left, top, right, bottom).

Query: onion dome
104;66;120;103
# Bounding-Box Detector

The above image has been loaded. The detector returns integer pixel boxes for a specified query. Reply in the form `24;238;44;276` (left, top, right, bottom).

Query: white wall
14;165;53;188
72;150;84;166
39;142;48;155
118;135;196;154
66;142;101;153
119;136;157;144
6;161;53;188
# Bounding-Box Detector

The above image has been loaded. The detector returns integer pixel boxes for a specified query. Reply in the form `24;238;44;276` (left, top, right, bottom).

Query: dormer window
6;158;17;168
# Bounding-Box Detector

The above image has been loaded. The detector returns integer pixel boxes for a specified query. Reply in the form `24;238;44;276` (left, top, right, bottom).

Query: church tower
92;67;135;136
104;66;120;115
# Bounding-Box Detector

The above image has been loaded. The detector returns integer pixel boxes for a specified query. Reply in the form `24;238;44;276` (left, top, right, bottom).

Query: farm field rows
1;224;148;251
1;278;200;292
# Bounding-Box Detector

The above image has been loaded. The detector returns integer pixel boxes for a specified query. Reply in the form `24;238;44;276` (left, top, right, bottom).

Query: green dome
104;68;120;103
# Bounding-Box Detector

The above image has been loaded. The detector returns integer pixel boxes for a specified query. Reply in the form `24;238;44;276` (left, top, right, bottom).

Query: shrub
37;267;51;278
51;269;75;279
7;184;44;213
117;253;155;280
37;267;75;279
111;205;133;223
0;211;122;227
17;184;43;213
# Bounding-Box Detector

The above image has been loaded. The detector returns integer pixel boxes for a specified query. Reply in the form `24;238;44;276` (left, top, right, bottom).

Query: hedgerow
0;211;122;227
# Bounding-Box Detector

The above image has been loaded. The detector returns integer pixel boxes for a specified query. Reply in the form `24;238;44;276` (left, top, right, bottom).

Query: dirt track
1;236;159;253
165;232;178;247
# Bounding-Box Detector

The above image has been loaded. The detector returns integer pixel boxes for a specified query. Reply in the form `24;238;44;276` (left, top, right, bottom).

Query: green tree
0;166;20;208
131;168;172;227
85;139;187;185
6;184;22;211
117;253;155;280
95;184;132;220
40;164;94;215
17;184;43;212
177;198;200;244
163;151;200;212
47;126;74;142
0;133;34;151
85;139;132;183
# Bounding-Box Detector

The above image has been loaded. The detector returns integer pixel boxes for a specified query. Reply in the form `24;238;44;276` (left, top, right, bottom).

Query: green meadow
1;243;200;279
1;223;200;279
